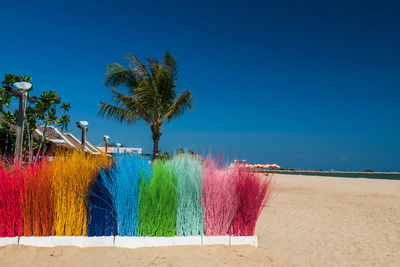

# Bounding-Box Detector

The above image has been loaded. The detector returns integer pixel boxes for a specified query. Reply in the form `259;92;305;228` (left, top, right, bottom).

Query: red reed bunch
230;168;273;236
0;163;24;237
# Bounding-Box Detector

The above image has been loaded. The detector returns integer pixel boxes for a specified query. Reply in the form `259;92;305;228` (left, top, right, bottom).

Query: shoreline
260;170;400;180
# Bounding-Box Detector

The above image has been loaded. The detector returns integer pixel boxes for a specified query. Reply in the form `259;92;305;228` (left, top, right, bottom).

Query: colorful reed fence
0;152;274;238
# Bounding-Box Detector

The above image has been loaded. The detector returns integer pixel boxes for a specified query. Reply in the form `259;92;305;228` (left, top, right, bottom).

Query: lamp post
103;135;109;154
116;143;121;154
1;81;8;90
76;121;88;152
3;81;36;164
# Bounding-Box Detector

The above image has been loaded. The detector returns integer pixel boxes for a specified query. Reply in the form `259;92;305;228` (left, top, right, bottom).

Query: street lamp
1;81;9;89
13;81;33;164
103;135;109;154
14;82;32;90
116;143;121;154
76;121;89;152
1;80;38;164
77;121;88;127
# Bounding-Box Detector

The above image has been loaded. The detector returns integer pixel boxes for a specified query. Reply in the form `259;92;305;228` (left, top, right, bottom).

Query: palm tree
98;52;193;159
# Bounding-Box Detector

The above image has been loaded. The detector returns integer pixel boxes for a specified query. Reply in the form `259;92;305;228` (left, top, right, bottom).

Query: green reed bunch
138;160;177;236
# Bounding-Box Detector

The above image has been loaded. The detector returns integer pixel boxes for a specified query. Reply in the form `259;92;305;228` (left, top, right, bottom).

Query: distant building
0;114;101;155
97;147;143;154
35;125;101;154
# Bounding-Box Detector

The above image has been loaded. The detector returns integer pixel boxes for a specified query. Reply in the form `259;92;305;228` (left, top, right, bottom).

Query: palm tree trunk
152;129;162;160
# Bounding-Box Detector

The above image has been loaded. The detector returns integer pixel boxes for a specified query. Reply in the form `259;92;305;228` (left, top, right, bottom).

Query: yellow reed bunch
50;150;111;236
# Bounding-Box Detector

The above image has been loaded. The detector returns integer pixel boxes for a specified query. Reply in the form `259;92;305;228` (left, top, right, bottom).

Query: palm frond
154;68;176;109
125;54;151;81
104;63;139;90
109;89;153;124
98;102;140;125
146;58;160;79
163;90;193;122
163;51;178;81
133;85;158;111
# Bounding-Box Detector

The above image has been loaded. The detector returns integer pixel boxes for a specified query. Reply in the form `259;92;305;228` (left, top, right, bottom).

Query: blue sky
1;0;399;171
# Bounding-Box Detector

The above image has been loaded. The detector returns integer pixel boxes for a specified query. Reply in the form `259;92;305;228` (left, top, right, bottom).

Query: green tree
158;151;171;161
98;52;194;159
30;91;70;156
0;74;70;156
177;148;195;155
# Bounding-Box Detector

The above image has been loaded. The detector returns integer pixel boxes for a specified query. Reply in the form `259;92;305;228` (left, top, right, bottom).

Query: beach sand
0;174;399;266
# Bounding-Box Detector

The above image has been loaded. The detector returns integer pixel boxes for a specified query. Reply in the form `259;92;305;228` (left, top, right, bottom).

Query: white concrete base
144;237;174;247
0;237;18;247
230;236;258;247
114;236;144;249
52;236;84;247
82;236;114;247
19;236;53;247
173;236;202;246
202;236;230;245
1;235;258;248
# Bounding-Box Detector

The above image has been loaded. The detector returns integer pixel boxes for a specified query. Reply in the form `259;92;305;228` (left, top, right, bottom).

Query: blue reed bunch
100;153;151;236
86;169;117;236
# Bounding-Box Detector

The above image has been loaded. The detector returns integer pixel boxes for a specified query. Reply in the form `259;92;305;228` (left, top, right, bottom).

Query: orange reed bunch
50;150;111;236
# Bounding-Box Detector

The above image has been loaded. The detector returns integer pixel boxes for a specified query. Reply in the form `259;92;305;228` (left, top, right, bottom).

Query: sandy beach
1;174;399;267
